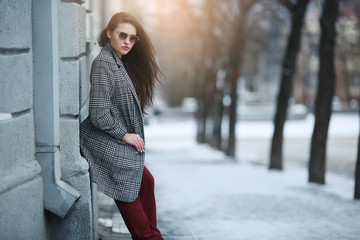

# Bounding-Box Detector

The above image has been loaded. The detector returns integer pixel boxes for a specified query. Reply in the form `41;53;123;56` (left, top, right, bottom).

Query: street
97;113;360;240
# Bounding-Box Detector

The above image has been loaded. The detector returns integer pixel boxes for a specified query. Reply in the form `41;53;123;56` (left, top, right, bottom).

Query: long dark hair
99;12;161;114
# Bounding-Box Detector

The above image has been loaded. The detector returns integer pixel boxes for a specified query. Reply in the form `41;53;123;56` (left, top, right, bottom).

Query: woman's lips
122;46;129;50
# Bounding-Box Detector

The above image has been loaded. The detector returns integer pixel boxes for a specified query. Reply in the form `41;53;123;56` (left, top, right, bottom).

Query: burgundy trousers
114;166;163;240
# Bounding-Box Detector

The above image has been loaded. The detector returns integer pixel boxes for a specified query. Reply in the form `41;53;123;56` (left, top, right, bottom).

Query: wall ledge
61;0;85;5
0;48;30;55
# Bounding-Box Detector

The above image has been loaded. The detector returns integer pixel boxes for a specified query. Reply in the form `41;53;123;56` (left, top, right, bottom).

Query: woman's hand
122;133;145;152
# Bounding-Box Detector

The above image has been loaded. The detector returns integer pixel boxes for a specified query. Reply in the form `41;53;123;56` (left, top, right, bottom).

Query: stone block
58;2;86;58
59;60;80;115
80;55;90;109
0;176;47;240
59;118;89;179
0;114;35;172
0;53;32;113
0;0;31;48
48;172;93;240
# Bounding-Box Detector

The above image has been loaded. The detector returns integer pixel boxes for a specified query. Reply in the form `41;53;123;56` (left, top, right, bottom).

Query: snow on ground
236;113;358;140
143;113;360;240
146;112;358;140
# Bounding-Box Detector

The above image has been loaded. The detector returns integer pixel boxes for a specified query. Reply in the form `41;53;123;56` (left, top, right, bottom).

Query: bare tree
269;0;311;170
353;0;360;200
309;0;339;184
195;0;258;156
195;0;220;144
226;0;259;157
355;125;360;199
211;71;226;150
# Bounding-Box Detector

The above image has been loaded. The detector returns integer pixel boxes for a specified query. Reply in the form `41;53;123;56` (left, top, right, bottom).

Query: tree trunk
340;56;352;105
196;0;218;144
212;83;224;150
196;73;213;143
195;64;207;143
269;0;311;170
205;75;217;144
225;0;259;157
309;0;339;184
226;11;247;157
196;97;207;143
227;69;240;157
353;0;360;200
354;115;360;199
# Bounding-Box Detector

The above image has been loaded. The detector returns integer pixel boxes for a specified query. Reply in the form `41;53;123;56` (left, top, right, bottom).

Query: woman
80;12;163;240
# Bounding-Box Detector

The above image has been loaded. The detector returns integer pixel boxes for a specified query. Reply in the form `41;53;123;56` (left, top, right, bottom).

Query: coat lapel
105;44;143;117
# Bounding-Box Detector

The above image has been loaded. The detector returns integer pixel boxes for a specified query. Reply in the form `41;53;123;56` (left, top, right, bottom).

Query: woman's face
107;23;138;58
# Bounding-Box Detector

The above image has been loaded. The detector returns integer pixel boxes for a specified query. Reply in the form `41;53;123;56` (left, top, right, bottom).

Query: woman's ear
106;29;112;39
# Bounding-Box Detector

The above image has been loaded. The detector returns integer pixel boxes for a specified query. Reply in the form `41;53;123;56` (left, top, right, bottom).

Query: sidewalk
97;114;360;240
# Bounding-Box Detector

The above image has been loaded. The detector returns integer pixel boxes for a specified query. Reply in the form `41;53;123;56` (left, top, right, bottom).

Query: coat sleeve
88;59;127;140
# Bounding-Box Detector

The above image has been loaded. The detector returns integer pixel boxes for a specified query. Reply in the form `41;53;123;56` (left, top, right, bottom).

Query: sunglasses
118;32;140;43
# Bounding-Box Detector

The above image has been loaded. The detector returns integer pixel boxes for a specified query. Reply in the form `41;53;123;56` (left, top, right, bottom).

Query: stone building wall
0;0;97;239
0;0;47;239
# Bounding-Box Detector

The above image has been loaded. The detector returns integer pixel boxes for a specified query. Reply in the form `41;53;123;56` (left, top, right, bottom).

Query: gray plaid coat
80;43;145;202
